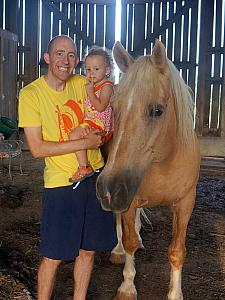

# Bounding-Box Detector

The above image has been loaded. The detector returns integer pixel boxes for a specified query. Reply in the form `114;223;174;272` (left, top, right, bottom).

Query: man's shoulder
19;77;43;96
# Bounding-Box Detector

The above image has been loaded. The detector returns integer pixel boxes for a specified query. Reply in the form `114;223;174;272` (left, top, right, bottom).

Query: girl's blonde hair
84;46;114;79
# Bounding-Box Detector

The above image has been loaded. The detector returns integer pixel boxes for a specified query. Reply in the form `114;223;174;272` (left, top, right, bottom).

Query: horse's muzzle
96;171;141;212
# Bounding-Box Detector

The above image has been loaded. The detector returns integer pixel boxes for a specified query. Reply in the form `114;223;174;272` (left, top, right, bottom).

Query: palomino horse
96;40;200;300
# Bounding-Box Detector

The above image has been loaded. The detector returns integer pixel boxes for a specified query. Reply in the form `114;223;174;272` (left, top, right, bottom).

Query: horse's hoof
110;253;126;264
113;291;137;300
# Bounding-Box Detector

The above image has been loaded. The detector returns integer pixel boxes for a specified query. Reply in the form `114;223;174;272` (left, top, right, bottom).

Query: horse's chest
135;172;190;207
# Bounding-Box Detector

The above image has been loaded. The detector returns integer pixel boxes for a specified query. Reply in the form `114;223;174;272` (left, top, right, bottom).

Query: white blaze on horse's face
107;91;134;169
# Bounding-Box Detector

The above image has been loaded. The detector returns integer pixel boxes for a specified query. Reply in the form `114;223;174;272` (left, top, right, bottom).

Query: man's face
44;37;79;82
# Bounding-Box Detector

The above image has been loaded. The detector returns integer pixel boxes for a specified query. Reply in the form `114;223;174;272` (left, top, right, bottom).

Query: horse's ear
113;41;134;73
151;39;168;74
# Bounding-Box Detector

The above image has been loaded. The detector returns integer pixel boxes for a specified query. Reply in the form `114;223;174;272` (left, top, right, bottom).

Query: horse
96;40;201;300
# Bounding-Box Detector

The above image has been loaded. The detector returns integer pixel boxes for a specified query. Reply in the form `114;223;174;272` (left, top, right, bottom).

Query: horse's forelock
116;56;158;105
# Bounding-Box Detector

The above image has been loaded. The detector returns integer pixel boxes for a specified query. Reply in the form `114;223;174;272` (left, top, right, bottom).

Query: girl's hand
85;78;95;95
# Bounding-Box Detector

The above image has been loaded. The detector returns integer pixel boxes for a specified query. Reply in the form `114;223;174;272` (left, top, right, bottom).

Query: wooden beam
43;0;115;4
5;0;18;34
196;0;214;136
25;0;40;81
122;0;184;3
133;1;195;55
42;2;92;46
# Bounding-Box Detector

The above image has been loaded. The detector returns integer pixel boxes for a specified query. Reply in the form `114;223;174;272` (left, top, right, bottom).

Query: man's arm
24;127;102;158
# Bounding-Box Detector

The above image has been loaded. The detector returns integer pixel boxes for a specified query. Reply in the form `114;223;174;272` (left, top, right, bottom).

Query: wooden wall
0;0;224;139
0;29;18;122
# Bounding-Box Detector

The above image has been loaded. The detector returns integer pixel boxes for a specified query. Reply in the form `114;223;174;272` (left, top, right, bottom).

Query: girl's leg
75;149;89;166
69;150;94;183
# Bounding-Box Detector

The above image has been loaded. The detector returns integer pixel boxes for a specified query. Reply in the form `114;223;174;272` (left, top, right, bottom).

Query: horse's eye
147;104;165;118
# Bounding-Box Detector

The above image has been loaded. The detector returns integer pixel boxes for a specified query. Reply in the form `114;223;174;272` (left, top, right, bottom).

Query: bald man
19;35;117;300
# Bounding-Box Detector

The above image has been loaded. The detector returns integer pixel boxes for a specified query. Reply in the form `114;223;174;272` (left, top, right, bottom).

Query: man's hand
69;126;91;140
83;129;102;149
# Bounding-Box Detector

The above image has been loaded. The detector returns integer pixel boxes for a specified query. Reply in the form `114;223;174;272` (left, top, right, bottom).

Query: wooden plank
174;1;182;65
210;0;222;130
75;3;81;59
207;46;224;54
81;3;88;53
196;0;214;135
127;3;133;53
161;1;167;47
182;3;189;64
88;4;94;46
0;30;4;116
24;0;39;83
202;5;214;134
1;33;18;120
187;0;198;93
5;0;18;33
52;3;60;37
220;72;225;137
220;0;225;137
46;0;115;4
3;37;9;116
61;2;69;35
45;2;91;45
8;38;18;120
41;2;52;57
167;1;174;60
69;3;76;39
0;0;3;28
145;2;152;54
120;2;128;48
122;0;183;3
133;3;146;56
136;2;191;56
153;1;160;39
17;0;24;91
105;4;115;49
95;4;104;46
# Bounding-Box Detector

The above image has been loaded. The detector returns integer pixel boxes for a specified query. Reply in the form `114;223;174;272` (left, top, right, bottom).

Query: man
18;35;117;300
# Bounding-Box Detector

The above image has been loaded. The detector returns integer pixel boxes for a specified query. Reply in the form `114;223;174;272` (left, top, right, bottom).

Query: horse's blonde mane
116;56;196;146
166;59;196;146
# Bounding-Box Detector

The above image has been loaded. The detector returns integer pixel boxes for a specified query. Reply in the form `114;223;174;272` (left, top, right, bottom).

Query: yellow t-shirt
18;75;104;188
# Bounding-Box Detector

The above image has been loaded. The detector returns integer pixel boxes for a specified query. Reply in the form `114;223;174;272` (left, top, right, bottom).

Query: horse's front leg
167;189;196;300
110;213;126;264
111;209;143;264
114;205;141;300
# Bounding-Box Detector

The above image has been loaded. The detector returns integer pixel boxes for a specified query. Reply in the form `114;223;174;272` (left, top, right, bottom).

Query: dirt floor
0;151;225;300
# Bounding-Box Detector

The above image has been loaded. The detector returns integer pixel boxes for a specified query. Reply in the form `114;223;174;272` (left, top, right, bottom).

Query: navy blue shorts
40;173;117;260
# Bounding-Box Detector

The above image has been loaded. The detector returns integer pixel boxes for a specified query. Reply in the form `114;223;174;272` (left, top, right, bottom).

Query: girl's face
85;55;110;84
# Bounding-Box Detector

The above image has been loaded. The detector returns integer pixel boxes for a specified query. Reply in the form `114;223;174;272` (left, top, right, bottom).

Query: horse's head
97;40;195;212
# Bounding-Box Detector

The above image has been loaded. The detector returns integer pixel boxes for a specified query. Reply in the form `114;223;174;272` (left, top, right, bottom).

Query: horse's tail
139;208;153;230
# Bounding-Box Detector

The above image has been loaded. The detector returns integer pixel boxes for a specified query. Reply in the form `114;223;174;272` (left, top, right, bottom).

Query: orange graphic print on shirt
56;99;84;142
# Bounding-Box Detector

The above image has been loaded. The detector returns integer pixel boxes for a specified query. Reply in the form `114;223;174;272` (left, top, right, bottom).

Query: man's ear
43;52;50;65
75;57;79;68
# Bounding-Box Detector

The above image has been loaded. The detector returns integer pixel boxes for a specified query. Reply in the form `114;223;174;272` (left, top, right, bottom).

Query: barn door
41;0;116;73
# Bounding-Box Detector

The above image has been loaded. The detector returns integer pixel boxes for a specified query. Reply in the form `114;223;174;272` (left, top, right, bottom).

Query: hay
0;272;33;300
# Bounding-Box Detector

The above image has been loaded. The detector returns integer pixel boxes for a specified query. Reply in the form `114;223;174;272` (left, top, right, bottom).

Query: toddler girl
69;46;114;183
